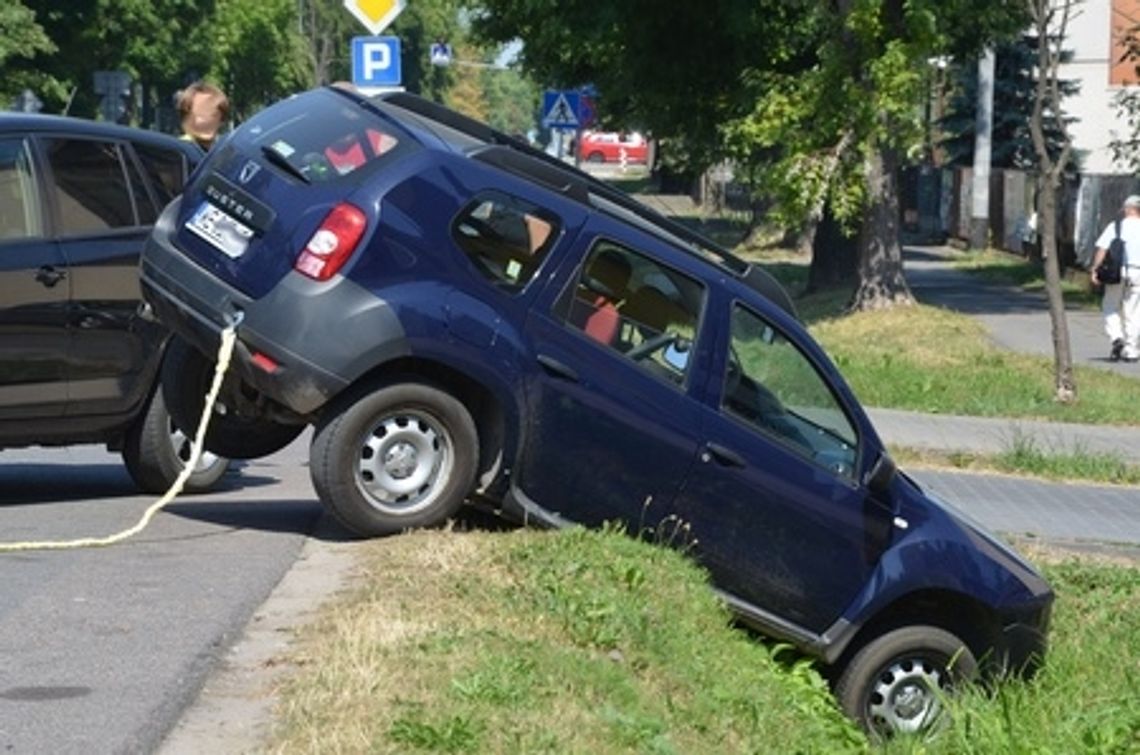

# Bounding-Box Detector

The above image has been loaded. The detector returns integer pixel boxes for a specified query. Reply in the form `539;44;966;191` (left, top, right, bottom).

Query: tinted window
724;304;857;476
452;192;558;291
240;91;411;182
560;241;705;385
0;138;44;240
133;142;189;206
125;150;159;224
44;138;136;234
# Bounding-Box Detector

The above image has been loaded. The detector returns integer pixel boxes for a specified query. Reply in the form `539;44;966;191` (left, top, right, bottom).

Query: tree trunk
1037;175;1076;401
849;145;914;310
808;207;857;292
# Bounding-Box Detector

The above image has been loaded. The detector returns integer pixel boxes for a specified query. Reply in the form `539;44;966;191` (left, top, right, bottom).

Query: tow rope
0;321;239;552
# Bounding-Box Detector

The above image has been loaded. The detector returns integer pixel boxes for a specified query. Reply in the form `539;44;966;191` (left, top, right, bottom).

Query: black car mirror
865;452;897;495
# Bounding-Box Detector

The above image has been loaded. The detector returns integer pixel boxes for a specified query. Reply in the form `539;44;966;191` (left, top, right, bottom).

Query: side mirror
865;452;897;496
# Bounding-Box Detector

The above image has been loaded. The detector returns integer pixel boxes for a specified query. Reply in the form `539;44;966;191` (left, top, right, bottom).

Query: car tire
122;387;230;494
586;151;605;163
835;625;977;738
161;336;304;460
310;380;478;537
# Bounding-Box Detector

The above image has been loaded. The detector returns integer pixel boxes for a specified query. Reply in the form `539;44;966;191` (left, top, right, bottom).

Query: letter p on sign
351;36;402;88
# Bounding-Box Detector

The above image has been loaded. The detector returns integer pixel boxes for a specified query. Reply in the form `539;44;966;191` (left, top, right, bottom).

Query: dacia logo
239;160;261;185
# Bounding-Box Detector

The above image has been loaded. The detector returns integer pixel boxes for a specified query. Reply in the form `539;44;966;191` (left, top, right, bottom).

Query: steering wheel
626;331;676;362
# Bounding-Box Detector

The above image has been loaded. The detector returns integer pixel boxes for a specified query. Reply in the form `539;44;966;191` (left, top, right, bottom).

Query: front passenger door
674;301;877;635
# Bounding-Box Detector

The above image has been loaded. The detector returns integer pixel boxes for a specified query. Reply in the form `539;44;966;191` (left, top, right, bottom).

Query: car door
516;216;710;532
673;297;891;635
41;135;167;416
0;135;69;418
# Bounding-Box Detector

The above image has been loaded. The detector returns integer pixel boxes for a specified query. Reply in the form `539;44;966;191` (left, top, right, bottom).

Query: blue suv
139;86;1053;736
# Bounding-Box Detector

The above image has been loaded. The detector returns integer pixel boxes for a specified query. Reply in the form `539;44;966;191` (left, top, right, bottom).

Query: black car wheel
835;625;977;738
310;380;478;537
122;387;229;494
586;151;605;163
161;336;304;459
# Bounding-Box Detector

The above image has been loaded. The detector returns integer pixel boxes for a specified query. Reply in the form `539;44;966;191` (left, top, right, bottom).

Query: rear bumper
140;198;408;415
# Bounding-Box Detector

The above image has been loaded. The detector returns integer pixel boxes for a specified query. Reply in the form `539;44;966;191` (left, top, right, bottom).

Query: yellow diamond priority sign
344;0;406;35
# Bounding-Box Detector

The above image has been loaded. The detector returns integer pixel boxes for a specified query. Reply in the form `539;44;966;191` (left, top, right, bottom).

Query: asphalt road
0;437;320;754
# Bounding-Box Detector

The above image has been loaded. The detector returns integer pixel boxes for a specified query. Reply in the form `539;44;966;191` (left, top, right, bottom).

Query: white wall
1060;0;1132;175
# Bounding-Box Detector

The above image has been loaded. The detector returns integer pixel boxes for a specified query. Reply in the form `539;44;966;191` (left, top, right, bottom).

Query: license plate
185;201;254;259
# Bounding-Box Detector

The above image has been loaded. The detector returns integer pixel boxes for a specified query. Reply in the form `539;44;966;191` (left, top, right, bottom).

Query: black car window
452;192;559;292
0;138;43;240
239;91;412;183
124;149;159;225
724;304;858;477
133;142;190;206
559;240;705;385
44;137;137;234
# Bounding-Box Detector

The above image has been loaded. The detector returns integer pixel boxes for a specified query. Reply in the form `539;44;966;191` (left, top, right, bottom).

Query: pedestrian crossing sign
542;90;581;128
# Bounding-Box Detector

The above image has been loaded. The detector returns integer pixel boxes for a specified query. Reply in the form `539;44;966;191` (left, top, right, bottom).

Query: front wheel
310;381;478;537
834;625;977;738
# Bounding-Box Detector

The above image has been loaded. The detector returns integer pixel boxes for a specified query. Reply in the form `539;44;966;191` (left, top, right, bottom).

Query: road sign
542;90;581;128
344;0;406;34
352;36;402;88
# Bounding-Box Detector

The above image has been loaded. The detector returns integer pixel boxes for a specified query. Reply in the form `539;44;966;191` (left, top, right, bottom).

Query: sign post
343;0;406;35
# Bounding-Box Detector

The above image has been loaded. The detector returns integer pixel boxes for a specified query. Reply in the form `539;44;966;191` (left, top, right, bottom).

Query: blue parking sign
352;36;401;88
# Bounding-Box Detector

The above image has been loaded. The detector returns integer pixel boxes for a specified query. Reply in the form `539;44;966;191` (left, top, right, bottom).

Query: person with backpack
1090;194;1140;362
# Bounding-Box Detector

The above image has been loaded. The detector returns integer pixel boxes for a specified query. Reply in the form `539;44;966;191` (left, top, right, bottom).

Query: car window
723;304;857;477
558;240;705;385
240;92;411;182
44;137;137;234
124;149;159;225
452;192;559;292
133;142;191;206
0;138;44;240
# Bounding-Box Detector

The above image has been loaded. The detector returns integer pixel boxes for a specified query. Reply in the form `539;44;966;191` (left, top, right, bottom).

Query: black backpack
1097;219;1125;284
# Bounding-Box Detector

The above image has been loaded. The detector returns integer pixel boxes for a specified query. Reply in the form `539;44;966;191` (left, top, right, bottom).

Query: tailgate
172;88;419;299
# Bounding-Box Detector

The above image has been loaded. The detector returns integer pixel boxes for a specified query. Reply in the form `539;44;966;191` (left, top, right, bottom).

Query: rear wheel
835;625;977;738
123;388;230;494
586;151;605;163
310;380;478;537
161;336;303;459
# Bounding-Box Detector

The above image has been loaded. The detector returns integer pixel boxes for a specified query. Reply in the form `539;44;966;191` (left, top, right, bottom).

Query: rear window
237;89;413;183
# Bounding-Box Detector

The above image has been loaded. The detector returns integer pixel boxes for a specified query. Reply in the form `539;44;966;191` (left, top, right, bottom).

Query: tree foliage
940;35;1079;171
471;0;1027;310
0;1;55;105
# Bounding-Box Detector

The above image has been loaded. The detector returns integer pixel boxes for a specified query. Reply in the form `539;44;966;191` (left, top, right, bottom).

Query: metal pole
970;48;995;250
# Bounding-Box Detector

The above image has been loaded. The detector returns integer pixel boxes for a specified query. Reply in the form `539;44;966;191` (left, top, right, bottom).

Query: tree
940;34;1079;171
471;1;1027;311
1027;0;1078;403
0;1;56;105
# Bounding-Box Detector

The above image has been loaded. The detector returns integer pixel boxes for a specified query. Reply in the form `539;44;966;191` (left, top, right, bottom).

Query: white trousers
1102;267;1140;358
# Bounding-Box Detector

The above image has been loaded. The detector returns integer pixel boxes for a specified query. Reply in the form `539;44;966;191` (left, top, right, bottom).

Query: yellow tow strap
0;324;238;552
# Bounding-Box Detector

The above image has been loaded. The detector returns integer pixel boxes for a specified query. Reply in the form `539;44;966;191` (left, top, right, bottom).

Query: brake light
295;203;367;281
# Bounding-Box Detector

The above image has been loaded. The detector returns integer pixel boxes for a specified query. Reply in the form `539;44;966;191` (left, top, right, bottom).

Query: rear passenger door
517;215;709;532
42;135;171;416
0;135;69;418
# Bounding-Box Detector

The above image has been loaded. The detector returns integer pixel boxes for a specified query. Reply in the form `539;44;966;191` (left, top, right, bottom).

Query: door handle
536;354;579;382
703;442;746;468
35;265;66;288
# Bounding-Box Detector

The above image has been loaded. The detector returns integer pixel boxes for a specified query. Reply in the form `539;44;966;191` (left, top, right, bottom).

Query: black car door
0;135;70;419
40;135;167;417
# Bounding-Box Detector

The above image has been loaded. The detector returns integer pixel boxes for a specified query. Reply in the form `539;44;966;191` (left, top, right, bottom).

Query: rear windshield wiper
260;145;311;184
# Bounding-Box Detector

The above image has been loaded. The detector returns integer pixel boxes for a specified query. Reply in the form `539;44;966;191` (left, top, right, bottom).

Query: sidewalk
871;245;1140;463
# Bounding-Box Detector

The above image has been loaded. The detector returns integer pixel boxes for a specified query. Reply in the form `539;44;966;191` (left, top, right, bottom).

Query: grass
891;435;1140;486
267;527;1140;754
950;248;1101;309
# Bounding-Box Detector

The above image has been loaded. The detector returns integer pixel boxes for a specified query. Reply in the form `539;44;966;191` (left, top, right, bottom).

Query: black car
0;113;229;493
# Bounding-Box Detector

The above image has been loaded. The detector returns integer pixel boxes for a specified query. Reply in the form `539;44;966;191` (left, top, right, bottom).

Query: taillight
295;203;367;281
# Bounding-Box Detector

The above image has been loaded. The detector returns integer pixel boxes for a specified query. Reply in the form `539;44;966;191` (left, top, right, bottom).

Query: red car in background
577;130;648;164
